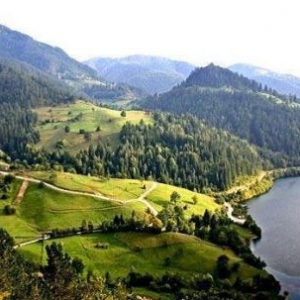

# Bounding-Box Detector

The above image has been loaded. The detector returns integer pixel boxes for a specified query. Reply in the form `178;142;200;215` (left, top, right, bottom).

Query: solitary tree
64;125;70;133
192;194;198;205
120;110;126;117
170;191;181;203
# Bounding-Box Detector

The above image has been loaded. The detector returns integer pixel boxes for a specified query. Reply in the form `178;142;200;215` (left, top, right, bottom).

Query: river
247;177;300;299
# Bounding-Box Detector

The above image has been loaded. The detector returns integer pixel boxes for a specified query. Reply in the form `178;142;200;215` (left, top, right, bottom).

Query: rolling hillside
0;170;264;294
34;100;153;153
85;55;195;94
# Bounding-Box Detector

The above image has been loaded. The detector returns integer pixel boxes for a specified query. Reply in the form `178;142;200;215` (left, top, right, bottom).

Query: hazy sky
0;0;300;75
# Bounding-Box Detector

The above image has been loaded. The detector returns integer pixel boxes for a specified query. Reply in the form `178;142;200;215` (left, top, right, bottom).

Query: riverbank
219;167;300;220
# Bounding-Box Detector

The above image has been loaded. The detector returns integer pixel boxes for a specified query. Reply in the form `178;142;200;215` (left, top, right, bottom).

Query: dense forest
143;64;300;165
12;113;264;191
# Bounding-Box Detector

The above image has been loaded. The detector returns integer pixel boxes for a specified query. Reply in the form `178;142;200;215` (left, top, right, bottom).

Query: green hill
34;100;153;153
20;232;262;280
143;64;300;165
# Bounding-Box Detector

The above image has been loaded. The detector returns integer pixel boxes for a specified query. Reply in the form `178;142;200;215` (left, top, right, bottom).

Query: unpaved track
14;180;29;205
0;171;160;248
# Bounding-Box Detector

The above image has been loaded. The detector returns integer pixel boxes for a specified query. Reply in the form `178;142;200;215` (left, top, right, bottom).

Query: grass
17;183;147;232
19;232;263;280
146;182;220;217
34;100;153;154
29;171;150;201
28;171;220;215
0;177;40;243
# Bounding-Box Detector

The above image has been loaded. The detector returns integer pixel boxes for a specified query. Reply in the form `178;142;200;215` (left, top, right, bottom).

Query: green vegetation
29;171;150;200
18;183;146;232
143;64;300;166
20;232;261;280
34;100;152;153
0;175;39;243
146;182;219;217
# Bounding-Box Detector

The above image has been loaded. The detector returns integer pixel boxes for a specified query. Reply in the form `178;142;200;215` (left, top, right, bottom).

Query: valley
0;19;297;299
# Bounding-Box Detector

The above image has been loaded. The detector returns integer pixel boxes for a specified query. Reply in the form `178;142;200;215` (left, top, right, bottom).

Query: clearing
34;100;153;154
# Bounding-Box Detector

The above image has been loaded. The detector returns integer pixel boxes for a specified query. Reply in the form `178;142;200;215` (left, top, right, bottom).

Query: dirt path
138;182;158;216
0;170;159;215
0;171;160;249
13;180;29;205
223;170;269;195
224;202;245;224
0;171;124;203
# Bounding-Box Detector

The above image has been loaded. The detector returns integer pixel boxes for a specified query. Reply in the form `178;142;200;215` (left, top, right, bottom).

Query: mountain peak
185;64;260;91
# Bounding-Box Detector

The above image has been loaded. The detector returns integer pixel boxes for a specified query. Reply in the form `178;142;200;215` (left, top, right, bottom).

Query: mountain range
229;63;300;97
84;55;195;94
0;24;143;102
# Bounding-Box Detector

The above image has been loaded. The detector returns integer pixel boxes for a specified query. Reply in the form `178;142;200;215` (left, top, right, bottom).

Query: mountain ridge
229;63;300;97
84;54;195;94
142;64;300;165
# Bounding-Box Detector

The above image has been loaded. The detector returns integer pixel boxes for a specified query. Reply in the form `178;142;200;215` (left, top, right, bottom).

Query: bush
3;205;16;215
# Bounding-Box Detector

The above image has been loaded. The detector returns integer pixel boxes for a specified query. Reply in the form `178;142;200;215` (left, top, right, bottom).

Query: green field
28;171;220;213
0;182;147;243
146;182;220;216
0;172;264;297
34;100;153;153
18;183;147;232
29;171;150;200
19;232;262;280
0;177;40;243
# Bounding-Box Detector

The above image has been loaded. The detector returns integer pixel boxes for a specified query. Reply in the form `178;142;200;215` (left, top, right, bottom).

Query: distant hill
0;24;96;80
84;55;195;94
229;63;300;97
0;24;144;102
0;57;77;157
0;58;75;107
142;64;300;165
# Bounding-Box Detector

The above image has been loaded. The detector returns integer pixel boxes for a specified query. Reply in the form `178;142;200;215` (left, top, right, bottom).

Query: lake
248;177;300;299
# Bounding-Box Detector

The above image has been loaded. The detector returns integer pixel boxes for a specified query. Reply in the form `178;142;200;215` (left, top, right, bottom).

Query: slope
143;64;300;165
0;58;76;157
33;100;153;153
0;24;144;102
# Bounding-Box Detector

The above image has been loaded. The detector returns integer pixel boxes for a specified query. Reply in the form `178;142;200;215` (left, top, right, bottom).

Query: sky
0;0;300;75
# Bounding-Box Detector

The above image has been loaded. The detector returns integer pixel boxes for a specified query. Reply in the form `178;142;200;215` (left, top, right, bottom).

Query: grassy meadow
29;171;150;200
34;100;153;153
146;182;220;216
19;232;262;280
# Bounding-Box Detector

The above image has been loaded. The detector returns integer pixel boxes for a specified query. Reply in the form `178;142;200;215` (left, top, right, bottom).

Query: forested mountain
84;55;195;94
0;58;75;158
0;24;144;101
0;24;96;80
230;63;300;97
142;64;300;165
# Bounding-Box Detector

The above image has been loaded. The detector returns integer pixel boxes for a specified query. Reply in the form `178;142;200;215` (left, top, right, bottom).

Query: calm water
248;177;300;299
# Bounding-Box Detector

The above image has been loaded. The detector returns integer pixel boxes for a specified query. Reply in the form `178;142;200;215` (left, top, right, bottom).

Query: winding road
0;171;159;248
224;202;246;224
